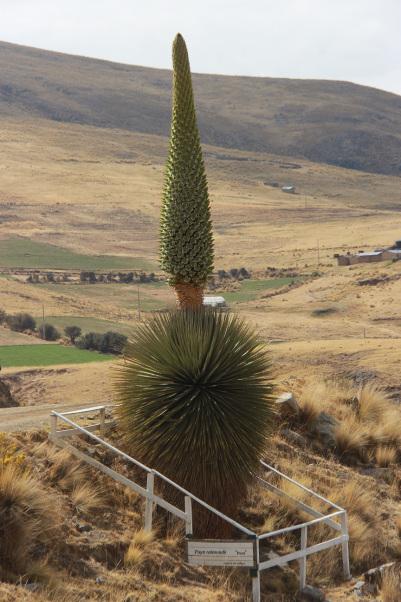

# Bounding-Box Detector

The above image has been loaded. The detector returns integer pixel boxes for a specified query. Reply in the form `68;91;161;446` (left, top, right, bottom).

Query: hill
1;40;401;175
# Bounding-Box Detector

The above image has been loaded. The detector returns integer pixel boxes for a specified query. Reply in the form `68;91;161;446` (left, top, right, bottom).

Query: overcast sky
1;0;400;94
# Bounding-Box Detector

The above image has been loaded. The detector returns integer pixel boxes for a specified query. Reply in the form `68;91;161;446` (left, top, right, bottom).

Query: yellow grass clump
125;529;154;568
333;416;370;462
0;464;60;580
71;482;104;514
381;566;401;602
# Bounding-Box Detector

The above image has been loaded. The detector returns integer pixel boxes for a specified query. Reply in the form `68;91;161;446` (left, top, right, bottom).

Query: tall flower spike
160;33;214;309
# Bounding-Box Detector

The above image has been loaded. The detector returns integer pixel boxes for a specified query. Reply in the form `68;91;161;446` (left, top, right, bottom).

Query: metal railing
49;405;351;601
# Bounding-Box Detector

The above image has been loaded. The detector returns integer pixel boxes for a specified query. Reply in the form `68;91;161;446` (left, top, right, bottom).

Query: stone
361;467;391;480
76;523;92;533
352;580;365;596
25;583;40;592
299;585;326;601
282;428;308;448
276;392;300;415
310;411;339;448
0;379;18;408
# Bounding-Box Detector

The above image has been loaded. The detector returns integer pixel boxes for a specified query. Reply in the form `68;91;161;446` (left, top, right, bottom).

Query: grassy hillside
0;238;153;270
0;117;400;273
0;40;401;175
0;344;112;367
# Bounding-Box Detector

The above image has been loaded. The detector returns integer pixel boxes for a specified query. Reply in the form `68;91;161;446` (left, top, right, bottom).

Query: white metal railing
49;405;351;601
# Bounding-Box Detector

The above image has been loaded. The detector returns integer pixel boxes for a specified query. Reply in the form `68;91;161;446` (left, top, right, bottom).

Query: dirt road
0;362;115;432
0;399;113;432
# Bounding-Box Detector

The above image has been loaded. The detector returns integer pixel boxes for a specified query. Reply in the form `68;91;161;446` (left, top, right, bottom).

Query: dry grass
357;383;393;423
0;464;60;579
70;482;104;514
381;566;401;602
333;416;370;462
125;529;154;568
375;446;398;467
46;449;87;491
297;386;324;424
291;379;401;467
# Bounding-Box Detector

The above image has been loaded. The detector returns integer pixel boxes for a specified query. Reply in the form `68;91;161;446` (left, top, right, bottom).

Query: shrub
99;331;127;354
75;331;103;351
115;309;275;534
0;464;59;579
38;323;60;341
7;312;36;332
0;309;7;324
239;267;250;279
64;325;82;344
75;331;127;354
80;271;97;283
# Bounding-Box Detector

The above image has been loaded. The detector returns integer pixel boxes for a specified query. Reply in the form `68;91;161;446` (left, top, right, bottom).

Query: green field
35;316;134;336
0;238;154;270
0;344;113;367
41;282;171;312
223;277;297;304
39;278;296;313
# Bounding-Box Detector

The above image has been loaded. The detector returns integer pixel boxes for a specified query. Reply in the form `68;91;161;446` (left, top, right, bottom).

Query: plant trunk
174;283;203;309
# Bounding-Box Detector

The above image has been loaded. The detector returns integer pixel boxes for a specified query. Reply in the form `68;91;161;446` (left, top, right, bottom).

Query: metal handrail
258;510;345;540
51;409;255;537
259;460;344;511
49;404;351;602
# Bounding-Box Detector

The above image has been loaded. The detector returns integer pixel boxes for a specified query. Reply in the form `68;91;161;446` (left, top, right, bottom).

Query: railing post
50;413;58;440
99;407;106;437
299;526;307;590
341;511;351;579
251;538;261;602
144;471;155;532
184;496;193;536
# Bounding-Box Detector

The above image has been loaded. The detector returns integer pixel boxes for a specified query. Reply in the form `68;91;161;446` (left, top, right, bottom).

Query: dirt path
0;399;114;432
0;361;115;432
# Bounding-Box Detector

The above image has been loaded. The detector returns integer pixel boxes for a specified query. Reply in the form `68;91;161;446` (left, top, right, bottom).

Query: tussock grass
125;530;154;568
333;416;370;462
375;445;398;467
293;378;401;467
381;566;401;602
357;382;393;422
71;482;104;514
0;464;60;579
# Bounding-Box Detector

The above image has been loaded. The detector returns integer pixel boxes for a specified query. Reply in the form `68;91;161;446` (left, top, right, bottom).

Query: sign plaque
186;539;255;567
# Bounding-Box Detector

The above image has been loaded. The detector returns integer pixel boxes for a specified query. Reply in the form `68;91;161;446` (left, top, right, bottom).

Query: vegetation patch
224;277;297;304
35;315;133;337
312;307;338;317
0;344;113;367
0;238;154;270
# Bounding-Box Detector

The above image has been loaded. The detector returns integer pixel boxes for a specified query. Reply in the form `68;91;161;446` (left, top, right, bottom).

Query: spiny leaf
115;309;275;532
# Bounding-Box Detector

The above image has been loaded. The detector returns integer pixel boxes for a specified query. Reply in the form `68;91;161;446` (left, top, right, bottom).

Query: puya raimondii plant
160;33;214;309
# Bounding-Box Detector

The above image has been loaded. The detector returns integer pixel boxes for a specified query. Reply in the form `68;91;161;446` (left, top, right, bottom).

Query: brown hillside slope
0;118;400;270
0;41;401;175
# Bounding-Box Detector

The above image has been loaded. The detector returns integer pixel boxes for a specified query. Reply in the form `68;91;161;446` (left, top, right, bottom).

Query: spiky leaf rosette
115;309;275;533
160;34;214;289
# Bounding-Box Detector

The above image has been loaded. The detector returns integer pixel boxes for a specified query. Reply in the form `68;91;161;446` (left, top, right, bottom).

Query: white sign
186;539;255;567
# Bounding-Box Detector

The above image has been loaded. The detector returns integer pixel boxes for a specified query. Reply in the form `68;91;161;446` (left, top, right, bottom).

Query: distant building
336;240;401;266
282;185;295;194
203;296;226;308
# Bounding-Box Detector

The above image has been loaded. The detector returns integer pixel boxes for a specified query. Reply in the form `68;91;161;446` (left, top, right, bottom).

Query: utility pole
137;285;141;321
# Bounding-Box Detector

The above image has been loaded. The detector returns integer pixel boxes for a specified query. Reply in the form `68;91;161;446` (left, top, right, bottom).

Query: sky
1;0;400;94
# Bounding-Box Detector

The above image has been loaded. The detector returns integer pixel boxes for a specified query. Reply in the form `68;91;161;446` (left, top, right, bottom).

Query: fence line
49;405;351;602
